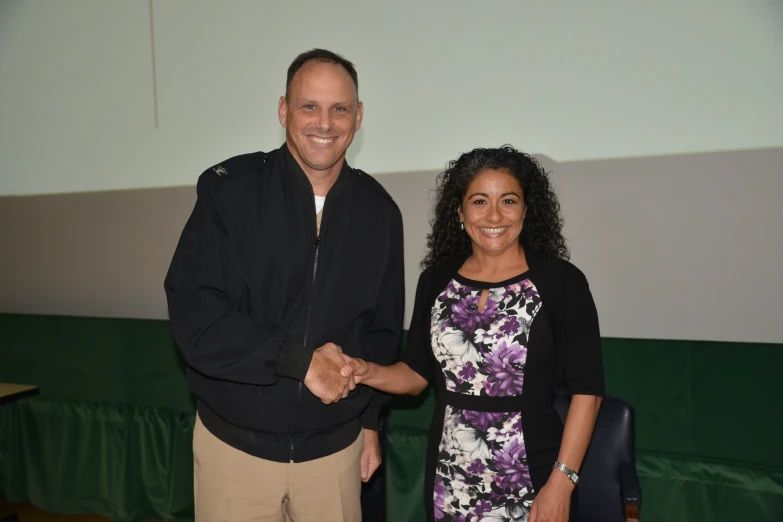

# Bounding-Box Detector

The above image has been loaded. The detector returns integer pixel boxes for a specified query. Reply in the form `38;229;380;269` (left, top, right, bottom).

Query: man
164;49;404;521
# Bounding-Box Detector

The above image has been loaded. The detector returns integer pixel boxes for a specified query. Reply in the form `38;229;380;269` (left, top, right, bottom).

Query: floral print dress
403;257;604;522
431;275;541;521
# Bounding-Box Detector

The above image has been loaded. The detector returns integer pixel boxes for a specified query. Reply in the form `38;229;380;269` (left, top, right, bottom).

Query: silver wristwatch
553;461;579;485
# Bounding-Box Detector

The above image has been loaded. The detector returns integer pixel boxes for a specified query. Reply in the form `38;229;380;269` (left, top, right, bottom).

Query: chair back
554;393;637;522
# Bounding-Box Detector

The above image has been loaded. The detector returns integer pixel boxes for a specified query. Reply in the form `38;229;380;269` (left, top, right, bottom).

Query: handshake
303;342;369;404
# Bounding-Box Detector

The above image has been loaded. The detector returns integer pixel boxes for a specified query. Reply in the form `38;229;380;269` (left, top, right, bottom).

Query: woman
343;146;604;522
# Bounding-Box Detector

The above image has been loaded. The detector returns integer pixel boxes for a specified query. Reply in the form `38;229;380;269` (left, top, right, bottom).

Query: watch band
553;460;579;485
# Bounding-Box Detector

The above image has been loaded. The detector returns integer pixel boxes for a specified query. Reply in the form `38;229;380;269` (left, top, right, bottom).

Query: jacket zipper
291;233;321;461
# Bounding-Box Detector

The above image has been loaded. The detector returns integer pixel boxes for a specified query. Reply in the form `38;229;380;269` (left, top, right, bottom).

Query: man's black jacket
164;144;404;462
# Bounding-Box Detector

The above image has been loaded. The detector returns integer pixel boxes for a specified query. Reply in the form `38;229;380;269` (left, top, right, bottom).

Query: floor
0;503;123;522
0;502;385;522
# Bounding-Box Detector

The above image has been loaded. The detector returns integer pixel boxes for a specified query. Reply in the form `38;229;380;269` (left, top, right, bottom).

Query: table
0;383;39;407
0;383;39;522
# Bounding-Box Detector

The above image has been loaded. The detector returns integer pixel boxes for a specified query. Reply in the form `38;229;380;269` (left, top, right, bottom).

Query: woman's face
458;168;526;257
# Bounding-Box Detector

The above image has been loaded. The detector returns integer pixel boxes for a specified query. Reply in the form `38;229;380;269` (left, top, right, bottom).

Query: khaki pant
193;414;364;522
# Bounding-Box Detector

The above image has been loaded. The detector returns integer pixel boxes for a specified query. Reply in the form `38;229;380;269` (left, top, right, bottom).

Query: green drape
384;338;783;521
385;427;428;522
636;453;783;522
0;314;192;411
384;428;783;522
0;397;194;522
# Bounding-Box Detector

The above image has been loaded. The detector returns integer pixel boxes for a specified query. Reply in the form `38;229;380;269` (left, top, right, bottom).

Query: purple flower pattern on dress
499;315;521;335
431;277;541;521
461;409;505;432
433;474;447;520
458;361;477;382
439;280;466;304
467;459;487;475
449;294;499;335
475;500;493;518
485;340;527;396
494;437;533;490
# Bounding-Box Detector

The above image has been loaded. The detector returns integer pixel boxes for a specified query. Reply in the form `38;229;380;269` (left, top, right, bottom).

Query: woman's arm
530;394;602;522
341;357;428;396
555;394;602;474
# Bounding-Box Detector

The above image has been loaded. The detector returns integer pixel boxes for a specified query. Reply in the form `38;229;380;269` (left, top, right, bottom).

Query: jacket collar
280;143;352;198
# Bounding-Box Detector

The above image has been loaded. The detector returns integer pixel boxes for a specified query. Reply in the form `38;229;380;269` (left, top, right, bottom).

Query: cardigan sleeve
558;264;605;396
401;268;437;383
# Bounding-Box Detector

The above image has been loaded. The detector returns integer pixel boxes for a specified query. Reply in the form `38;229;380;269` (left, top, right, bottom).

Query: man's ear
355;101;364;131
278;96;288;128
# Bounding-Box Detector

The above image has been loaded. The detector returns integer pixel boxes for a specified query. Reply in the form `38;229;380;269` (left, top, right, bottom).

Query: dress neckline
452;270;531;289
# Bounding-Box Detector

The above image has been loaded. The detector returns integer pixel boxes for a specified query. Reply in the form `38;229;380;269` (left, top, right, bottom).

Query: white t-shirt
314;195;326;215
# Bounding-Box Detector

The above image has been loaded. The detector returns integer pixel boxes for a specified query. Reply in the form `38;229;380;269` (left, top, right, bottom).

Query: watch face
554;462;578;484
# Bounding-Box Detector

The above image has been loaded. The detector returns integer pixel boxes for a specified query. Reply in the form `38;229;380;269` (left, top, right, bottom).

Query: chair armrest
620;462;641;521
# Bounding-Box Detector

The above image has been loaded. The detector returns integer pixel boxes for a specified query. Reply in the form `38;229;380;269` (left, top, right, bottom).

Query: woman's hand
529;470;573;522
340;354;369;384
531;394;601;521
337;358;428;395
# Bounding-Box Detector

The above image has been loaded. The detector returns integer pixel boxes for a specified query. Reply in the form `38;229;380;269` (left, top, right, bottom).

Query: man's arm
164;170;310;385
360;210;405;430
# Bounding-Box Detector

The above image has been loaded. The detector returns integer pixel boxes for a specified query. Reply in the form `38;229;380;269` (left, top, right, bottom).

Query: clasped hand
303;343;367;404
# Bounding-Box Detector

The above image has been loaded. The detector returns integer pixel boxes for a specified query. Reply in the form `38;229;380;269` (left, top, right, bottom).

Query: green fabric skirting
385;427;428;522
384;426;783;522
0;397;194;522
2;398;783;522
636;453;783;522
2;314;782;521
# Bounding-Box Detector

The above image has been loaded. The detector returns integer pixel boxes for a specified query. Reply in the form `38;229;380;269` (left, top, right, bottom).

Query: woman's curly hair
422;145;569;270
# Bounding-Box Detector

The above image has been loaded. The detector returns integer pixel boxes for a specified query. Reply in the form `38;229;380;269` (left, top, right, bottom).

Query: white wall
2;0;783;195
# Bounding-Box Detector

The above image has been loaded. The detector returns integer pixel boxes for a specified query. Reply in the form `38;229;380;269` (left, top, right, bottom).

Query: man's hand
361;429;382;483
304;343;356;404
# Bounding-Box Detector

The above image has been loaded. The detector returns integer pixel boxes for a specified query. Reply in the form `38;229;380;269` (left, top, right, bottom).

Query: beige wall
1;149;782;344
0;186;194;320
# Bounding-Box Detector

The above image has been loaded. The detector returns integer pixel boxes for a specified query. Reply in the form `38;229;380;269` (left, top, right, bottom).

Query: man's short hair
286;49;358;99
